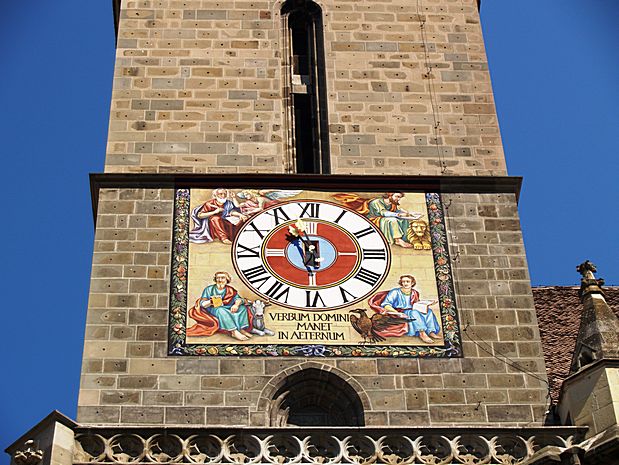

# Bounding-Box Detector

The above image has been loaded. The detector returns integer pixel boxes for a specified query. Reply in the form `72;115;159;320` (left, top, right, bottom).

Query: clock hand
288;219;321;268
301;232;320;268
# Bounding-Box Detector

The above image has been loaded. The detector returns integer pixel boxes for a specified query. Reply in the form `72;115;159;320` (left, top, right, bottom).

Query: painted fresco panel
169;188;462;357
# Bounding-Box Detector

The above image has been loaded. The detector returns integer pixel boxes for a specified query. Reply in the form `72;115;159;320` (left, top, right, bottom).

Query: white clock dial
231;200;391;310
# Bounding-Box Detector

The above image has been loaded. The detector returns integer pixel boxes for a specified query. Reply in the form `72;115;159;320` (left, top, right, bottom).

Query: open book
412;300;438;314
225;215;242;225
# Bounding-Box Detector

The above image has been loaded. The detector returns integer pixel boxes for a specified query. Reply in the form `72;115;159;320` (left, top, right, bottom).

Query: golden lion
406;219;432;250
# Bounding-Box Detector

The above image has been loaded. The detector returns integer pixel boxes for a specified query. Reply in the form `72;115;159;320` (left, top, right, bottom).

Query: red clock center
263;220;360;288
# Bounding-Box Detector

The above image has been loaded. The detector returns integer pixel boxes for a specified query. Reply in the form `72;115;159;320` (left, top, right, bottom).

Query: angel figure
236;189;302;216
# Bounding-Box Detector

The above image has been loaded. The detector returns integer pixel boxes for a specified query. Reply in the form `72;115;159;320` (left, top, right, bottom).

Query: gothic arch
258;362;368;426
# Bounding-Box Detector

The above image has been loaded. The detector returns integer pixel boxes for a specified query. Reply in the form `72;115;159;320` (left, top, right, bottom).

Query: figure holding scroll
371;275;441;344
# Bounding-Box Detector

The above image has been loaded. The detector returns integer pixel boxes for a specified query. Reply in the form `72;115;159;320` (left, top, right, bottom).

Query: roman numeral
362;248;387;260
264;280;290;302
235;243;260;258
246;221;267;239
299;202;320;218
334;210;347;224
354;226;375;239
304;222;317;235
306;290;326;308
241;265;270;287
265;207;291;225
339;286;357;304
354;267;382;286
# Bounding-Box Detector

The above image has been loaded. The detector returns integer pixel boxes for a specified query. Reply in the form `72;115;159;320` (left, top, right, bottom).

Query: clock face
172;187;463;358
231;200;391;310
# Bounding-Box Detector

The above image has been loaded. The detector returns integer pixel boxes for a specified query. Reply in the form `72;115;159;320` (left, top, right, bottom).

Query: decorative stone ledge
73;425;585;465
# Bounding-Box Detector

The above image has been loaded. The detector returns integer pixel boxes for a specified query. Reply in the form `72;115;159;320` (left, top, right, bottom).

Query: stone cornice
89;173;522;223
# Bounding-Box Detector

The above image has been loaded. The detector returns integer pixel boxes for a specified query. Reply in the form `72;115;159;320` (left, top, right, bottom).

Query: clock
231;200;391;310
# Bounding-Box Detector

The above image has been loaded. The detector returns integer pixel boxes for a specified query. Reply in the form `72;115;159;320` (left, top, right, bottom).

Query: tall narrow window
282;0;330;173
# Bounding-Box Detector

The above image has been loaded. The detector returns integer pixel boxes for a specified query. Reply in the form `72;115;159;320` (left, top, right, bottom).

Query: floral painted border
168;189;462;358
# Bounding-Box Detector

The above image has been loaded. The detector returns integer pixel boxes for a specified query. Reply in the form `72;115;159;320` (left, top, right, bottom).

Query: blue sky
1;0;617;459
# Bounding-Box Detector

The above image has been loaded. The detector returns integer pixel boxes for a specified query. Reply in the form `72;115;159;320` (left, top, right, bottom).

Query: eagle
349;309;413;344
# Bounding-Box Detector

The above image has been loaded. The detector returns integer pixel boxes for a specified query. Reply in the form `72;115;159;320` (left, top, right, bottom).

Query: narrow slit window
282;0;330;174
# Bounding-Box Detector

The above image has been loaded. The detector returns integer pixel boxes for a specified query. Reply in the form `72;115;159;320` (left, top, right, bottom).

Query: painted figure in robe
369;275;441;343
187;271;253;341
189;188;248;244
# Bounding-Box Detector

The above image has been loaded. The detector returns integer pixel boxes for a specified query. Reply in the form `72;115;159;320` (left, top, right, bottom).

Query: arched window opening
281;0;330;174
269;368;364;426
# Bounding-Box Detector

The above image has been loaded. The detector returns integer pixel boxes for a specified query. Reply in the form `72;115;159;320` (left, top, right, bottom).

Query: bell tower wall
106;0;505;175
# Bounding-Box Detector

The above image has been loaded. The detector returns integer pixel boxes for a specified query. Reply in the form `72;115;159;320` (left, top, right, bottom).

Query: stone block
486;405;533;422
461;358;507;374
78;406;120;424
419;359;461;374
367;390;405;411
442;373;487;389
136;325;167;340
497;326;536;341
402;375;444;389
465;389;508;404
243;376;274;390
487;374;526;388
100;390;141;405
220;359;264;375
81;375;116;390
85;326;110;340
263;359;299;375
159;375;201;391
185;391;225;405
224;391;260;406
360;411;387;426
355;376;396;390
176;359;219;375
377;359;419;375
111;326;135;340
126;342;153;358
206;407;249;425
128;309;168;325
509;389;547;404
165;407;206;425
201;376;244;390
130;359;176;374
120;406;164;424
83;341;126;359
143;391;184;405
429;405;486;423
83;360;104;373
388;411;430;426
336;360;377;375
117;375;158;389
428;389;465;404
405;390;428;410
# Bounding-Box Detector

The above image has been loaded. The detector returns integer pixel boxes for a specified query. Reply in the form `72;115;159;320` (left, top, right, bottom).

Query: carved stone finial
13;440;44;465
576;260;597;279
576;260;605;299
570;262;619;373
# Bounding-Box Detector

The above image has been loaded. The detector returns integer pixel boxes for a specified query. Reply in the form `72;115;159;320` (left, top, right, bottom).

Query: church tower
8;1;597;465
79;0;545;428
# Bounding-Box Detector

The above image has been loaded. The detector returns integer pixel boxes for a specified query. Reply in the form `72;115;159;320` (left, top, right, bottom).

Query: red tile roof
532;286;619;401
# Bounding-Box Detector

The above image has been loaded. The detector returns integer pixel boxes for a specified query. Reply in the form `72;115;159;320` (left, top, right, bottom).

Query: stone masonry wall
78;189;548;427
107;0;506;175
